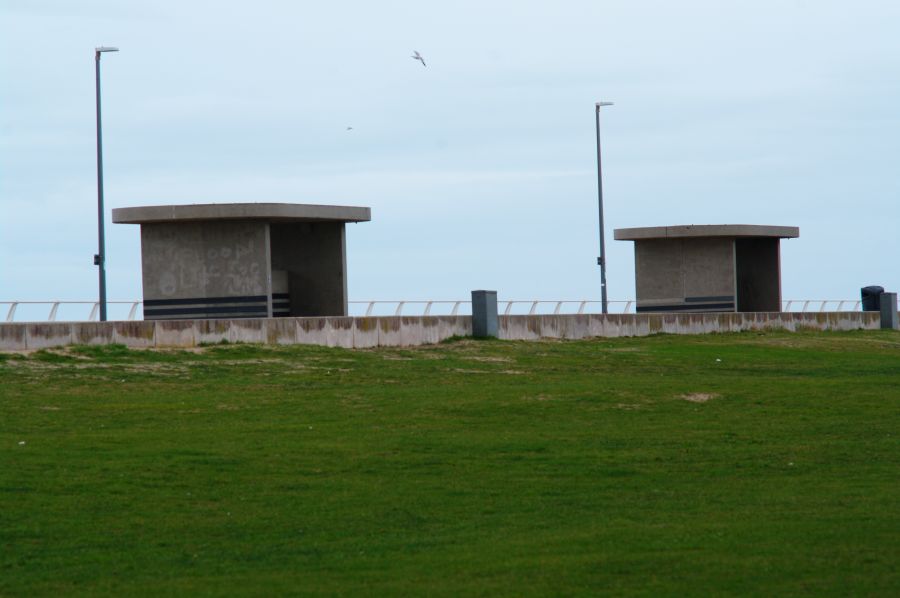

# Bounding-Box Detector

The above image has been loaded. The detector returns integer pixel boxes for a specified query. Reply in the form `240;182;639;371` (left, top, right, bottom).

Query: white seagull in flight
411;51;426;67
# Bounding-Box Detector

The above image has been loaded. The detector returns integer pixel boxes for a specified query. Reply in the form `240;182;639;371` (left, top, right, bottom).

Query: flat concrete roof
614;224;799;241
112;203;371;224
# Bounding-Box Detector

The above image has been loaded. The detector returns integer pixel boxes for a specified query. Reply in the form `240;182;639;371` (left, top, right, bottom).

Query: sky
2;0;899;319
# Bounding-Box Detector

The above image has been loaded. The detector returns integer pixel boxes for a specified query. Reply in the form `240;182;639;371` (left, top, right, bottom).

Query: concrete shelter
614;224;799;313
113;203;371;320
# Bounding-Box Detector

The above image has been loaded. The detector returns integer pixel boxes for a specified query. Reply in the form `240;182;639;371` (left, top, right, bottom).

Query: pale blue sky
2;0;899;317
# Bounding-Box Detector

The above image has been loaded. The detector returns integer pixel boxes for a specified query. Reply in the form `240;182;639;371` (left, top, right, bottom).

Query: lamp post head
596;101;614;108
95;46;119;54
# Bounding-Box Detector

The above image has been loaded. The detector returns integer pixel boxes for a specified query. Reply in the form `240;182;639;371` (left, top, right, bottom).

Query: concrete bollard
471;290;498;338
880;292;899;330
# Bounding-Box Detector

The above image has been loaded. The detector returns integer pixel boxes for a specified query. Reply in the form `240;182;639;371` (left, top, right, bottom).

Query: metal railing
346;300;636;317
782;299;861;312
1;299;863;323
3;301;142;323
350;299;864;316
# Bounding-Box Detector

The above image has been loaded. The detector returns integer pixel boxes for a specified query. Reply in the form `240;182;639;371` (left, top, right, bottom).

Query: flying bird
411;51;426;67
346;126;353;131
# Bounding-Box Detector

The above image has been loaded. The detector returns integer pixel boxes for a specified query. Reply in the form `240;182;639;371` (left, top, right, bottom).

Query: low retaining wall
500;312;882;340
0;312;882;351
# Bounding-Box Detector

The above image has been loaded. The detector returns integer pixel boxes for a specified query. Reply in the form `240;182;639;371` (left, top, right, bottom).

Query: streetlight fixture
94;46;118;322
595;101;613;315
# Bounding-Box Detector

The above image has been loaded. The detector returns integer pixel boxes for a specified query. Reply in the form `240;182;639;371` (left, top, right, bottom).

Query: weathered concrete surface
139;220;271;319
24;323;73;350
112;321;156;347
618;223;798;314
0;324;26;351
116;203;371;321
615;224;799;240
72;322;115;346
499;312;883;340
353;317;380;348
634;237;736;312
0;313;883;351
155;320;197;347
112;203;371;224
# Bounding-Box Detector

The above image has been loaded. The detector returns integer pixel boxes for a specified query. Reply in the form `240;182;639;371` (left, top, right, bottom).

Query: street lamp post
595;101;613;315
94;46;118;322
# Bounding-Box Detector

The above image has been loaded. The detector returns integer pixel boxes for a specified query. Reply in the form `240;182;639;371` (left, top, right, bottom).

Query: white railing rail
782;299;862;312
350;299;865;317
3;301;142;323
1;299;864;322
347;300;637;317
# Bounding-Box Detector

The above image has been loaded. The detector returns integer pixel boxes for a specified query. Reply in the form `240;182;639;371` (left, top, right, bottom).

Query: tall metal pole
595;101;613;314
94;46;117;322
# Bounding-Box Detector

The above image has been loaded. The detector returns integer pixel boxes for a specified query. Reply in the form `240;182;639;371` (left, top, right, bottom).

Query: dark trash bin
861;286;884;312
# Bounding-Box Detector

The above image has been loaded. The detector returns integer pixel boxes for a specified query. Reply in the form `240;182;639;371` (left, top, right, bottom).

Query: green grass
1;331;899;596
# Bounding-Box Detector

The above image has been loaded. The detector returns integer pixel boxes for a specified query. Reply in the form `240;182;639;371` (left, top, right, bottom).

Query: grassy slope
1;331;899;596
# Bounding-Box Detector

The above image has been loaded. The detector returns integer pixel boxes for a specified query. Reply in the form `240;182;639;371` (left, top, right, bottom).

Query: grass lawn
1;330;899;596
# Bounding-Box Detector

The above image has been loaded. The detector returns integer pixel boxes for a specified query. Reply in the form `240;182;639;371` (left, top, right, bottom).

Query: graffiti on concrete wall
143;223;267;299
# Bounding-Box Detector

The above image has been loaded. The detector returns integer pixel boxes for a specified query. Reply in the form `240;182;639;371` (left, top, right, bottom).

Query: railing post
89;303;100;321
423;301;433;316
48;302;60;321
128;301;141;320
553;301;564;315
6;302;18;322
504;301;514;316
451;301;461;316
529;301;539;315
577;301;587;315
394;302;405;316
623;301;633;314
365;302;375;317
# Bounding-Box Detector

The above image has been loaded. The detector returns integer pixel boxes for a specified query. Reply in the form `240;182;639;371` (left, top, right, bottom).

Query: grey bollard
880;292;899;330
471;290;498;338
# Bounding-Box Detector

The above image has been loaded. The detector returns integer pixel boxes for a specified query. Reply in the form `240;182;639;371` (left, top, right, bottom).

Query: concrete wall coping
614;224;799;241
113;203;372;224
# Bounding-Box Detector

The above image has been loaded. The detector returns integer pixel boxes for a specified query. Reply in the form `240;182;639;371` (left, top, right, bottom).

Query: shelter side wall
735;238;781;312
140;221;270;319
635;239;684;306
635;238;735;312
681;238;735;310
270;223;347;317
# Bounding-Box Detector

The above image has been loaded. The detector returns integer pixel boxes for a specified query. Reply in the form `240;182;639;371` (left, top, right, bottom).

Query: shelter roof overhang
113;203;371;225
614;224;799;241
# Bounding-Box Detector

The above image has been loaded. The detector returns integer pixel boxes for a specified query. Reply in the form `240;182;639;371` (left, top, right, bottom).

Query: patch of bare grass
452;368;525;375
522;394;557;401
679;392;720;403
462;356;513;363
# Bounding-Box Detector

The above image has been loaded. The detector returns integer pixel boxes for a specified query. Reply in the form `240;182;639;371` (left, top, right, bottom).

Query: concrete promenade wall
0;312;882;351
